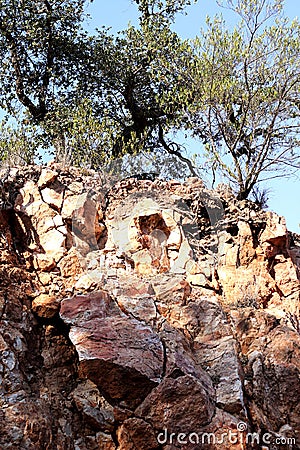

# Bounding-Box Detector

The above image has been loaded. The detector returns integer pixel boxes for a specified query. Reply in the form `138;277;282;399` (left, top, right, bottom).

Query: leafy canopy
0;0;86;119
0;0;299;199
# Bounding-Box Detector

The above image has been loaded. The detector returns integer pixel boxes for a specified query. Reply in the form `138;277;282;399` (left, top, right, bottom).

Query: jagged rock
33;253;56;271
60;290;121;324
152;275;191;305
237;220;256;265
62;191;105;256
94;432;116;449
31;293;60;318
60;291;164;408
40;182;65;210
135;374;215;433
71;380;115;432
117;293;157;324
272;255;300;298
107;197;191;276
39;227;67;261
195;336;245;415
232;309;300;438
58;247;84;278
37;168;58;188
158;321;213;385
260;211;288;246
74;269;105;291
0;164;299;449
117;418;159;450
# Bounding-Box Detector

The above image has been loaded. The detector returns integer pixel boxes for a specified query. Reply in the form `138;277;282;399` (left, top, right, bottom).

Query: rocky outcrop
0;164;299;449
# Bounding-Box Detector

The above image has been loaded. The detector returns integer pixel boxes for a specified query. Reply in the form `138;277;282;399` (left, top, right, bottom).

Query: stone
37;272;52;286
31;293;60;318
159;322;213;385
194;336;246;415
30;203;57;236
151;275;191;305
1;165;300;449
37;168;58;188
40;181;65;210
15;180;42;211
73;316;164;408
60;291;121;325
71;380;115;432
185;259;201;275
197;408;247;450
169;239;193;273
61;192;88;218
60;291;164;408
259;211;288;246
117;418;159;450
95;432;116;449
166;227;182;249
272;256;300;298
237;221;256;265
58;248;84;278
39;228;66;261
117;295;157;324
187;272;208;287
135;374;215;433
33;253;56;272
74;269;105;291
53;214;64;228
161;210;178;230
62;193;105;254
131;249;153;275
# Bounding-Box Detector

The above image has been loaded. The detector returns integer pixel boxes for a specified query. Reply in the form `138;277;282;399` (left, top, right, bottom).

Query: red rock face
0;165;300;449
61;291;164;408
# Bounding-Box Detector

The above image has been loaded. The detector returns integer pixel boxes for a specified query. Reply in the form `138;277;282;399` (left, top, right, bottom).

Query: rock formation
0;164;299;449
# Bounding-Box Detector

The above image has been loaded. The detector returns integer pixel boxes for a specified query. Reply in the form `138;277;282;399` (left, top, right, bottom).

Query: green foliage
0;0;87;119
40;100;112;167
0;119;41;166
181;0;300;197
135;0;197;25
70;2;199;175
0;0;299;197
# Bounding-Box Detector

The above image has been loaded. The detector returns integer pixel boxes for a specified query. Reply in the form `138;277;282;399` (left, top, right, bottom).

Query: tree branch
158;124;199;177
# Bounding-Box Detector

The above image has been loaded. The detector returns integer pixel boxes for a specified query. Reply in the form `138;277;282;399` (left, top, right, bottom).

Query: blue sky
86;0;300;232
86;0;299;37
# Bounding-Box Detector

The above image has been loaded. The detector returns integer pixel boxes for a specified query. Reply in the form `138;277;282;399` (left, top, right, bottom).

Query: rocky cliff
0;164;299;450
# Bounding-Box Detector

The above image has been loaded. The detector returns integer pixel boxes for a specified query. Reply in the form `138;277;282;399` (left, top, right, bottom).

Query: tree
0;0;200;174
0;0;87;118
0;0;89;163
1;0;299;199
69;0;199;174
180;0;300;198
0;118;41;166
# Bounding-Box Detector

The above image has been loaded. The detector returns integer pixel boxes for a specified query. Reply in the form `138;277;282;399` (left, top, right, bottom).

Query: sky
85;0;300;232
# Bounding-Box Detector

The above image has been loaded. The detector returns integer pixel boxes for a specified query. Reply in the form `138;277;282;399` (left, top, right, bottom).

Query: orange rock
33;253;56;272
37;168;58;188
58;248;84;278
32;293;60;318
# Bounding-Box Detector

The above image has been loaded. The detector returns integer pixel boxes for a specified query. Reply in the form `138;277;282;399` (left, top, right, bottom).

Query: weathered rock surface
60;291;164;408
0;163;299;449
